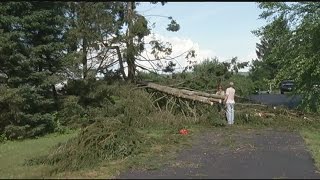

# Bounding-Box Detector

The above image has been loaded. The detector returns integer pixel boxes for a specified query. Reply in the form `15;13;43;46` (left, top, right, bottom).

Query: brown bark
114;46;126;80
126;2;136;83
178;89;225;99
105;46;126;80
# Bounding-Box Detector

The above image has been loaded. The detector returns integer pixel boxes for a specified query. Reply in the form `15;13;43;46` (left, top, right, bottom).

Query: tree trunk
140;82;224;105
48;63;58;110
177;88;225;99
112;46;126;80
82;37;88;79
51;84;59;110
126;1;135;83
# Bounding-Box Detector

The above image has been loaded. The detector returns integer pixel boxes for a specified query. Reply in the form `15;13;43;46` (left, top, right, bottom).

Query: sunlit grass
0;132;77;178
301;128;320;170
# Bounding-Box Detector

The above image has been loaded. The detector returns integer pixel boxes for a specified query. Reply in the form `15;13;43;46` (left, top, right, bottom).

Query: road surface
118;128;320;179
248;94;302;109
117;94;319;179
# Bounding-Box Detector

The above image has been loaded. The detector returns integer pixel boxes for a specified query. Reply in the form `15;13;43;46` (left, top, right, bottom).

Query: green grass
301;128;320;170
0;132;77;178
0;125;202;179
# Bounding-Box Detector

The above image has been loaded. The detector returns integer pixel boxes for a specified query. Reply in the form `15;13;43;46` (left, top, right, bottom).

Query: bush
0;133;7;143
28;119;151;172
56;95;87;128
0;84;57;140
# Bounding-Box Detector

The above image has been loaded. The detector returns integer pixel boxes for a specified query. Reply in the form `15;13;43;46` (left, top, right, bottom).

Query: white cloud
243;51;257;62
237;51;257;72
138;33;217;72
84;33;256;76
138;33;257;73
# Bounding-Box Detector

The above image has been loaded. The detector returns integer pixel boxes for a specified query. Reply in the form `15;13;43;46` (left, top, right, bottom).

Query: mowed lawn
0;132;77;178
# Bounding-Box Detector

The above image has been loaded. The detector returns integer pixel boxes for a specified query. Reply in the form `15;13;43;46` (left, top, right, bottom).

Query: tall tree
0;2;68;139
250;15;290;90
122;2;183;82
64;2;127;80
255;2;320;112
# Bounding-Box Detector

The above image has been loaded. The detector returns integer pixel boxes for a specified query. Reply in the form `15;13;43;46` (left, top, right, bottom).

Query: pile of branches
26;119;152;172
139;81;319;127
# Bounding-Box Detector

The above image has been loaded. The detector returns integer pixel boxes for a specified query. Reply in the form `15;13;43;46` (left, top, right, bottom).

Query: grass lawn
0;132;77;178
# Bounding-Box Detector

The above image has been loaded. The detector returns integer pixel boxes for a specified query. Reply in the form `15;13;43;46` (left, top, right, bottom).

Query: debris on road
179;129;189;135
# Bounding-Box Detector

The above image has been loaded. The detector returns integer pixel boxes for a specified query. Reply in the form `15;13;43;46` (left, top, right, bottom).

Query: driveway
248;94;302;109
118;128;320;179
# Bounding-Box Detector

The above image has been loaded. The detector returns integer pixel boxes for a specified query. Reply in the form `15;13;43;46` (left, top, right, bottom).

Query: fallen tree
138;81;271;108
138;81;224;105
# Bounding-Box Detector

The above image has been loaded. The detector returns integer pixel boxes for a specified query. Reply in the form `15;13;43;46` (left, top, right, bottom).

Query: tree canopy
250;2;320;112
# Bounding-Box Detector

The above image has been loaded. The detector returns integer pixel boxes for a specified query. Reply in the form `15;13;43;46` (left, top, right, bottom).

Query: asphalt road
117;94;318;179
247;94;302;109
118;128;320;179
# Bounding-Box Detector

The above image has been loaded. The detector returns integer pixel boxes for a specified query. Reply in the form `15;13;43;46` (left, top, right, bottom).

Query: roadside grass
0;131;78;178
301;128;320;170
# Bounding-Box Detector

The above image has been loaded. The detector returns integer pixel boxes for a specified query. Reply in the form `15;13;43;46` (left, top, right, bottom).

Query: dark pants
217;103;223;113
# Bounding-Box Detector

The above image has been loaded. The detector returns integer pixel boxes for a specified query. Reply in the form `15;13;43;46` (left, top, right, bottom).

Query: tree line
250;2;320;112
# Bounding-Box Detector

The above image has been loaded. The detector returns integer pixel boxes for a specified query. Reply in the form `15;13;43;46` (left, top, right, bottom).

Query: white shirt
225;87;235;104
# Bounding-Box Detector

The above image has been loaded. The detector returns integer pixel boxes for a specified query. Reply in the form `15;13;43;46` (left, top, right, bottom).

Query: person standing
216;85;225;115
224;82;235;125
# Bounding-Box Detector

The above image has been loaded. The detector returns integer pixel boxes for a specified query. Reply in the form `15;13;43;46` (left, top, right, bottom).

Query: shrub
28;119;151;172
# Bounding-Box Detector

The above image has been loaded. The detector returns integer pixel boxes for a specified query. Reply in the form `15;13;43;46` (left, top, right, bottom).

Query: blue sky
136;2;268;71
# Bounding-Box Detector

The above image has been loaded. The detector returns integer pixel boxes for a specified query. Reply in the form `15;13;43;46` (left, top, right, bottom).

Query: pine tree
0;2;67;139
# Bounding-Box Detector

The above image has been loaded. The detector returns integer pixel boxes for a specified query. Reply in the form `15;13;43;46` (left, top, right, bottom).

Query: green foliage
0;2;67;139
0;84;58;139
167;19;180;32
301;129;320;170
234;104;320;131
180;58;229;91
250;14;290;91
228;74;254;96
0;133;7;144
162;61;176;73
64;2;125;79
255;2;320;112
157;57;252;96
28;119;150;172
56;96;87;128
